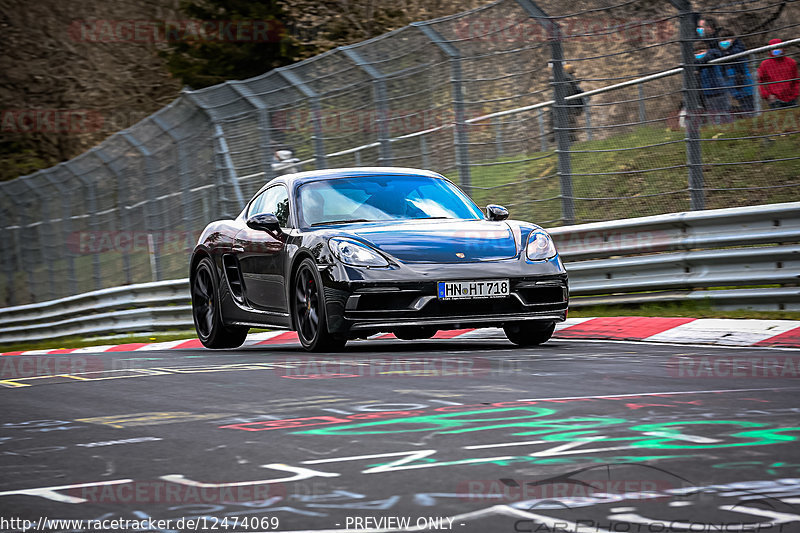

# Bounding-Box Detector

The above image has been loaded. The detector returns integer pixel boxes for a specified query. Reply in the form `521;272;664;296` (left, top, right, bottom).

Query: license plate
437;279;510;300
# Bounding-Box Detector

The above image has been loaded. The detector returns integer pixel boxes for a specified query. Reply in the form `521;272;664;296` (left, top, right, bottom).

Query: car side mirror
486;204;509;221
246;213;281;232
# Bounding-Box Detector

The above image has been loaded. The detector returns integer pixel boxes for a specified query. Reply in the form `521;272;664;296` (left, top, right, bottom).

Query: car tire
293;258;347;352
393;326;437;340
192;257;249;349
503;321;555;346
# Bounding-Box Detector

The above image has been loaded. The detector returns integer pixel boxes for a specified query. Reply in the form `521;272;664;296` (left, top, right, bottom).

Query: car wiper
311;219;371;226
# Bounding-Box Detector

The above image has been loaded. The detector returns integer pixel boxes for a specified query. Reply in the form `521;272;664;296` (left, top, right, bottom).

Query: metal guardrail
0;202;797;344
551;202;800;311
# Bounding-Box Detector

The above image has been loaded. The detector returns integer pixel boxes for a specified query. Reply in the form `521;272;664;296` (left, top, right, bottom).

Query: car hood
349;219;519;263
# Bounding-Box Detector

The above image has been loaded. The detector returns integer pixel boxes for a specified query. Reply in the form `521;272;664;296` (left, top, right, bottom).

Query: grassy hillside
466;106;800;226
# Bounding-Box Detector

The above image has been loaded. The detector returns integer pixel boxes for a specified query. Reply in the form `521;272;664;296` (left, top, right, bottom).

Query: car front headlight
526;230;557;261
329;237;389;267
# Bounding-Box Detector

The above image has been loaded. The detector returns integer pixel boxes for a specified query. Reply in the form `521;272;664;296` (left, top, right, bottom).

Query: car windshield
297;175;484;227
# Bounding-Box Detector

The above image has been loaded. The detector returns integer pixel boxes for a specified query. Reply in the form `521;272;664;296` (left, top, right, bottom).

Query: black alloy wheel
293;258;347;352
191;257;248;349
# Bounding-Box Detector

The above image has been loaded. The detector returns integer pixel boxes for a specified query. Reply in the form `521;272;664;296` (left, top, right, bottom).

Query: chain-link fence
1;0;798;307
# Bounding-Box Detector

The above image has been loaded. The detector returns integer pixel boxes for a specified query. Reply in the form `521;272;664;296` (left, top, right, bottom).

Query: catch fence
1;0;798;306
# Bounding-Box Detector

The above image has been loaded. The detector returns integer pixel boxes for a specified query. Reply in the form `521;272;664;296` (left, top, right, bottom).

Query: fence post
516;0;574;224
229;82;276;181
276;67;327;170
494;116;504;157
750;53;761;117
413;23;471;190
152;115;194;229
537;109;548;152
65;161;102;291
120;131;163;281
38;170;77;297
584;106;593;141
638;83;648;123
420;135;431;169
94;148;133;285
671;0;705;210
0;187;21;306
0;207;14;306
340;47;393;165
183;92;247;216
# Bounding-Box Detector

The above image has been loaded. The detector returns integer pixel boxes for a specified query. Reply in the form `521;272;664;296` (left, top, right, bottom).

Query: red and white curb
3;317;800;356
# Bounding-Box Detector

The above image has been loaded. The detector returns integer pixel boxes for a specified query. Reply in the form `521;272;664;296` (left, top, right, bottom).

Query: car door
234;185;291;313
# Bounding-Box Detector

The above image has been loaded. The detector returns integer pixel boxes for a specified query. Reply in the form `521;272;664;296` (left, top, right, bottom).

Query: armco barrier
0;202;798;344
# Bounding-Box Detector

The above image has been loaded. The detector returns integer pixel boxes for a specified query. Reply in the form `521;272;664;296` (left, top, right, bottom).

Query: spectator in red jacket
757;38;799;108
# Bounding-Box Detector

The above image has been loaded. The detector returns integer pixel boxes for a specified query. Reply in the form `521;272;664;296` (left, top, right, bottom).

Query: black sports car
190;168;568;351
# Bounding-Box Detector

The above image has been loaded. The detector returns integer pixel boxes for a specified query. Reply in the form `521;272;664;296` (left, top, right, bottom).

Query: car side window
248;186;290;227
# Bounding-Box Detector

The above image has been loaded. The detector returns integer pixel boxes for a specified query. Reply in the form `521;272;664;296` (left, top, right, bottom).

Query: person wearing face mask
718;32;755;116
696;16;720;48
757;38;799;108
694;41;731;124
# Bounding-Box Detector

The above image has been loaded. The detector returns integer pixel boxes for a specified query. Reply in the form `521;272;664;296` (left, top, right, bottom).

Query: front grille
516;286;567;305
356;292;421;311
420;297;524;317
344;277;567;321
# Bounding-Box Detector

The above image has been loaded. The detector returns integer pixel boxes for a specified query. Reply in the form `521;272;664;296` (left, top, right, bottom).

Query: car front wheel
503;321;555;346
293;258;347;352
192;257;248;349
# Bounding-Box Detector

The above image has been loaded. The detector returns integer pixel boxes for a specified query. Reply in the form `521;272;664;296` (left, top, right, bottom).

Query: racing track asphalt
1;337;799;532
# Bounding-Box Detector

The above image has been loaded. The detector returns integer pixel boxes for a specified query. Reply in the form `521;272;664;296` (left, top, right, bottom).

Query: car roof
256;167;450;196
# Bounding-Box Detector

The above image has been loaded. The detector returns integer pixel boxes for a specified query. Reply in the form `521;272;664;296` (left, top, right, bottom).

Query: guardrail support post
65;161;102;291
340;47;393;165
414;23;471;190
276;68;327;170
671;0;705;210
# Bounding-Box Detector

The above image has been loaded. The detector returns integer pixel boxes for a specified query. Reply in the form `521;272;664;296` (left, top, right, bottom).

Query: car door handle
232;245;245;253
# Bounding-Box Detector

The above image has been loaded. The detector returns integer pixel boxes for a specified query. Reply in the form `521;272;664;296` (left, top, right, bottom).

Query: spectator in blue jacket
694;41;732;124
718;32;755;116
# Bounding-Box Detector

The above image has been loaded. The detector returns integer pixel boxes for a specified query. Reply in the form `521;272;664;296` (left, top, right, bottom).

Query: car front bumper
321;258;568;335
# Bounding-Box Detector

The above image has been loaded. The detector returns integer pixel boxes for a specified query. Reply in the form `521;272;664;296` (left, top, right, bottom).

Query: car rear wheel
192;257;249;349
293;258;347;352
503;321;555;346
393;326;437;340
